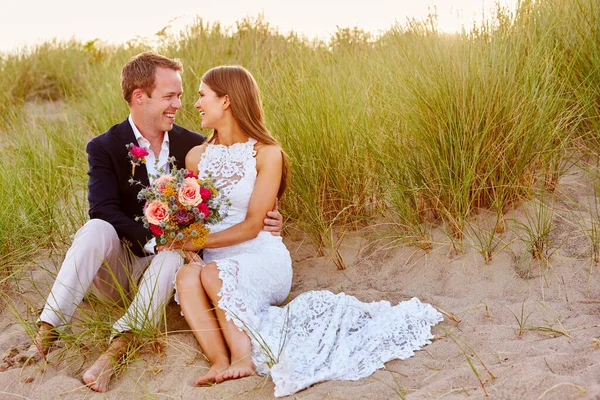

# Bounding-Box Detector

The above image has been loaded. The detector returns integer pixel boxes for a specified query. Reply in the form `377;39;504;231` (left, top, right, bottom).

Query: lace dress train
177;138;443;397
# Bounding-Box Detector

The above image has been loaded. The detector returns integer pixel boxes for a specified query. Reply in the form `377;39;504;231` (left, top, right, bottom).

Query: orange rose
154;175;172;193
145;200;169;225
178;177;202;206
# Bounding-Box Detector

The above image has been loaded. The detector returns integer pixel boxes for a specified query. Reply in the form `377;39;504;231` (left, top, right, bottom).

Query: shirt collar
128;114;170;146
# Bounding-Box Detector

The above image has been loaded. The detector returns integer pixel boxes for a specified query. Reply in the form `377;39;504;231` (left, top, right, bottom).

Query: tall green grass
0;112;88;287
374;5;575;243
0;0;598;273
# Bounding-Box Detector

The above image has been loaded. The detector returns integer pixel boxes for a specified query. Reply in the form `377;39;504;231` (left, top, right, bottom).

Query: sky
2;0;519;54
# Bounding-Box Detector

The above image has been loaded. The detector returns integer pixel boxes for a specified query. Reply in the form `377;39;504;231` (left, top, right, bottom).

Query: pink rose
185;170;197;178
197;203;210;219
178;177;202;206
149;224;163;236
145;200;169;225
130;145;149;159
200;187;211;201
154;175;172;193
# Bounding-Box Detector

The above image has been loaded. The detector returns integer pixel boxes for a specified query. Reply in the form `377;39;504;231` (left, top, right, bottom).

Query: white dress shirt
128;115;170;253
128;115;171;184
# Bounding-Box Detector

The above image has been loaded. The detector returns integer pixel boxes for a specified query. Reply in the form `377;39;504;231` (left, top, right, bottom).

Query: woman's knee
200;262;218;281
200;263;221;291
175;264;202;291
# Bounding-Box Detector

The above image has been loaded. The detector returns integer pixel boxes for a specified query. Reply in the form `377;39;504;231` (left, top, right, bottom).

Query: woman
169;66;443;397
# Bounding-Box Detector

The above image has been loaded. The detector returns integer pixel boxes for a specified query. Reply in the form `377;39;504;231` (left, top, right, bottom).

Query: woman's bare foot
194;362;229;386
215;358;255;382
82;337;129;392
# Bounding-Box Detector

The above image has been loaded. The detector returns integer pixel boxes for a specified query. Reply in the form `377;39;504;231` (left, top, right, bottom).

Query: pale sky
2;0;518;54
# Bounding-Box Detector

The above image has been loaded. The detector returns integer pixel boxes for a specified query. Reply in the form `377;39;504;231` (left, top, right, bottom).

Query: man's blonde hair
121;52;183;104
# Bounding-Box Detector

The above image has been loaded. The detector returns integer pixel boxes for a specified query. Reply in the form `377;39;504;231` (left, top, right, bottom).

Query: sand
1;166;600;400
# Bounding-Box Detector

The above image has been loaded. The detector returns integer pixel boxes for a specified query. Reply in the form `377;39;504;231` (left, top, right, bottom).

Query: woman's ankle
210;356;230;368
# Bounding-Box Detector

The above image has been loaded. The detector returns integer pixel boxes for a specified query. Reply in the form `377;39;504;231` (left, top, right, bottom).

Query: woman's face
194;81;225;129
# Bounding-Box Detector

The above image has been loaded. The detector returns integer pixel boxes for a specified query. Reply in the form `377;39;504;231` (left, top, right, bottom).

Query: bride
165;65;443;397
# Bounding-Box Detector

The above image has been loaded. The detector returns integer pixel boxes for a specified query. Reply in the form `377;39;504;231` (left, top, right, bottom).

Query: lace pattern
173;136;442;397
264;293;443;397
198;138;257;222
213;257;281;371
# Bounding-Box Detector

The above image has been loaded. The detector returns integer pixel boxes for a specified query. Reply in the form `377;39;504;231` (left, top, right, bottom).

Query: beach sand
1;165;599;400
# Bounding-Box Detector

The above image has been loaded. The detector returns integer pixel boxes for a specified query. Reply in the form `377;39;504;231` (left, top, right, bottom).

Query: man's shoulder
88;119;129;147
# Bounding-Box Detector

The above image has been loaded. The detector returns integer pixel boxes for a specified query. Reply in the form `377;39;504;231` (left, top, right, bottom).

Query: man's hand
263;198;283;236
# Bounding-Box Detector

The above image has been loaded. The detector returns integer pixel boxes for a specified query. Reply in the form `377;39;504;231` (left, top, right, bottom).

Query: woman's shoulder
255;143;283;169
185;142;210;167
254;143;282;157
187;142;209;158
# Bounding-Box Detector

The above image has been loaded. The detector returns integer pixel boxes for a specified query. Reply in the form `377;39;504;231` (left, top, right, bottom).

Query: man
4;52;282;392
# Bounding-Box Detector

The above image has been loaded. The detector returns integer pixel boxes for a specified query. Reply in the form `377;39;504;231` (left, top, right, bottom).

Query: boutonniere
126;143;149;176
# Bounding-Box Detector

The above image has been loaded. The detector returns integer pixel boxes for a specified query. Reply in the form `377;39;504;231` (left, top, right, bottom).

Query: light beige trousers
39;219;184;334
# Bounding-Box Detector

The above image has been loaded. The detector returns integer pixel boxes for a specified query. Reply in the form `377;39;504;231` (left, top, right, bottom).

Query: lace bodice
198;138;257;230
198;137;282;257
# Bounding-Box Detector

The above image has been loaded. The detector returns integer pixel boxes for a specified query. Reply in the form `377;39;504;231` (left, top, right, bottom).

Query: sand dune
1;165;600;399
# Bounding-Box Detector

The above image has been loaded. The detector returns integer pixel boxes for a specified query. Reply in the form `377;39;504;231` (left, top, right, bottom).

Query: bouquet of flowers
135;165;226;248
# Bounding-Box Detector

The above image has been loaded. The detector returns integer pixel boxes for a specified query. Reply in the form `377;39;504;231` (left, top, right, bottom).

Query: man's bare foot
82;337;129;392
82;353;117;392
12;345;46;367
215;358;255;383
0;347;20;371
194;362;229;386
2;323;57;369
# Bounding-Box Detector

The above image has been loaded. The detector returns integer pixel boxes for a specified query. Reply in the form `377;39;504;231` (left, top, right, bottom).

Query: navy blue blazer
86;119;206;257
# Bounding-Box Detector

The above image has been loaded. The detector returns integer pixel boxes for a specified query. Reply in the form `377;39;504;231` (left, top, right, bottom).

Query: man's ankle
38;321;55;330
34;322;58;349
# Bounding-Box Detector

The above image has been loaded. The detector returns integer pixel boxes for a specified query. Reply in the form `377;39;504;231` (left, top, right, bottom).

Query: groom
3;52;281;392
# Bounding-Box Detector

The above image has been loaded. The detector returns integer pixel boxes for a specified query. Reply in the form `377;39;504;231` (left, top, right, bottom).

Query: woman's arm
184;144;283;251
185;143;208;175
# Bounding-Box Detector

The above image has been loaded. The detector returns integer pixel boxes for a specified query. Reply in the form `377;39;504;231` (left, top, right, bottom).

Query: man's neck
140;129;165;145
130;115;166;155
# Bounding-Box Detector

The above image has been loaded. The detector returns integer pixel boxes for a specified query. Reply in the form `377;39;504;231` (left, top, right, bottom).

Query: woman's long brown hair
202;65;290;198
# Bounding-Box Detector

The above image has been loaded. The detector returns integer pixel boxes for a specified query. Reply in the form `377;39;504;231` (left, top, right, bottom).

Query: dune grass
0;0;599;349
0;111;88;289
0;1;597;258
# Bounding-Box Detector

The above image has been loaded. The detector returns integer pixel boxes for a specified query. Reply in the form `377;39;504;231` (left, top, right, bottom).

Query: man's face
140;67;183;134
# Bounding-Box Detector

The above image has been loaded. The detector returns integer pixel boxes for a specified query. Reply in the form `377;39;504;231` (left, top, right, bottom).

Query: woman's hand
182;250;204;265
155;243;205;265
157;241;203;253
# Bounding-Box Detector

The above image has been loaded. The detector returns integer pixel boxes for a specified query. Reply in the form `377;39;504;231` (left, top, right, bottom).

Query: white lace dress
190;138;443;397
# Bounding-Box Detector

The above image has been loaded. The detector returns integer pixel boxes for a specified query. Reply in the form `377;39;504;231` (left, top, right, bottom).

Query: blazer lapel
114;119;150;186
115;118;137;147
168;128;186;170
132;159;150;185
